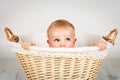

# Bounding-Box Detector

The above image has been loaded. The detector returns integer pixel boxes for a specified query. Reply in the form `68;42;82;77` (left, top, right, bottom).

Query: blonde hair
47;19;75;36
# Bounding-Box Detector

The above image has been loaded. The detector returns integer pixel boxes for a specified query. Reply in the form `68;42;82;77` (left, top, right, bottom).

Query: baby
21;19;107;50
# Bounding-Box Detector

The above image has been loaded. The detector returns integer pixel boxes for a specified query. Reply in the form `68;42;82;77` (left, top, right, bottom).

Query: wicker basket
4;27;118;80
14;47;105;80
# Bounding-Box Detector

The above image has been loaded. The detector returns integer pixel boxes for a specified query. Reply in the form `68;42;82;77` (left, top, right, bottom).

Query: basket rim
10;42;101;52
10;42;108;59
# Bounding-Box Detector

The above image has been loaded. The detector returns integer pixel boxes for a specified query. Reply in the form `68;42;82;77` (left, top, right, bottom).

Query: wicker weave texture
17;53;102;80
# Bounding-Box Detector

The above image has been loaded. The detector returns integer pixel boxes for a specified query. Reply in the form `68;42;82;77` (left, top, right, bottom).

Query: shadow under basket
4;27;118;80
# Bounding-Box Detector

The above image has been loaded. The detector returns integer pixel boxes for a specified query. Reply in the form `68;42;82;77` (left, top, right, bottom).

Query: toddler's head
47;19;77;48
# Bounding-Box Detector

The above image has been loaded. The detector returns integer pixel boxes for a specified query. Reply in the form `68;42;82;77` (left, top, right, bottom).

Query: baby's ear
47;40;50;44
75;38;77;42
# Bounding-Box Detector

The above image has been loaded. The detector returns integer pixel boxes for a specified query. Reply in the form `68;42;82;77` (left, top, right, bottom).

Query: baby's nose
60;42;66;47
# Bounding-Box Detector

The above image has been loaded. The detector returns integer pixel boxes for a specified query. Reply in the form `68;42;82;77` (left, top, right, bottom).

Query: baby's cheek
67;43;75;48
51;43;60;47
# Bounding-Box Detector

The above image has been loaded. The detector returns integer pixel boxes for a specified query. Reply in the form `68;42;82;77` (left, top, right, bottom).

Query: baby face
47;27;76;48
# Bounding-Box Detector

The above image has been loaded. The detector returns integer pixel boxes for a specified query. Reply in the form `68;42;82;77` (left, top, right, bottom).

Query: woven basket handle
4;27;19;42
103;29;118;45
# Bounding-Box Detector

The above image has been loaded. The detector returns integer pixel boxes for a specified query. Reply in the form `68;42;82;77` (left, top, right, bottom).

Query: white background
0;0;120;80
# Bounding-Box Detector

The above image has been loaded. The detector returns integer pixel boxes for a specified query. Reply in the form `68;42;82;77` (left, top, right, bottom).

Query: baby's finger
21;43;26;49
22;43;27;50
21;42;30;50
26;43;31;50
31;43;36;46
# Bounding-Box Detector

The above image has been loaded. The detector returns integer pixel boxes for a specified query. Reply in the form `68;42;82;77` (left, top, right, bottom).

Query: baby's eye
66;38;71;41
54;39;60;42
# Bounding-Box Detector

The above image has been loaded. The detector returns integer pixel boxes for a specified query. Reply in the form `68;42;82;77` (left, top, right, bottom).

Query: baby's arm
21;41;36;50
90;41;107;51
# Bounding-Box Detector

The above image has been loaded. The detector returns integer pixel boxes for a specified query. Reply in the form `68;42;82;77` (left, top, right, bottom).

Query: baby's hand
21;41;36;50
91;41;107;51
